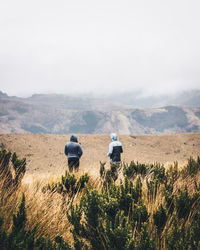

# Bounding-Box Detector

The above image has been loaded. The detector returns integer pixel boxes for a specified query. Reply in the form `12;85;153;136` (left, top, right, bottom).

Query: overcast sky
0;0;200;97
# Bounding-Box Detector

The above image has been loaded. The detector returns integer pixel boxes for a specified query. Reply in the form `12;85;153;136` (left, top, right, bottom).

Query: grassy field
0;133;200;249
0;133;200;177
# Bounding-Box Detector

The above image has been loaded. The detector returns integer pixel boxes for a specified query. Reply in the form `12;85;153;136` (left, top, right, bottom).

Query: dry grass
1;132;200;247
0;174;75;243
0;133;200;177
22;174;70;241
0;169;104;244
1;161;200;248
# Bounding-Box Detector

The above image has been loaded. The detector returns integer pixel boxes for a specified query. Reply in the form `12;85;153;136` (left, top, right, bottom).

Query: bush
153;204;167;234
148;163;166;183
0;194;72;250
166;215;193;250
67;175;153;250
146;179;159;202
175;186;200;220
100;163;121;189
181;156;200;178
123;161;147;179
44;171;89;198
166;162;179;184
1;150;200;249
0;150;26;191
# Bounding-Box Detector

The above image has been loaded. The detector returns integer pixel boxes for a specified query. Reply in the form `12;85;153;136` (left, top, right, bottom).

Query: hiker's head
70;135;78;142
110;133;117;141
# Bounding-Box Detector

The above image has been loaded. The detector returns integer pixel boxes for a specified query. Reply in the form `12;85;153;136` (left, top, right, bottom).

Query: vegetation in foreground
0;149;200;249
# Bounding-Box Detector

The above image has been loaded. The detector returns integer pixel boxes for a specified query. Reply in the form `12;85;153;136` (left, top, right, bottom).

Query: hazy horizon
1;0;200;97
1;88;200;102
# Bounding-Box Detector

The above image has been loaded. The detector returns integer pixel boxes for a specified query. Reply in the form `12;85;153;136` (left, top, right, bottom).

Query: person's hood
70;135;78;142
110;133;117;141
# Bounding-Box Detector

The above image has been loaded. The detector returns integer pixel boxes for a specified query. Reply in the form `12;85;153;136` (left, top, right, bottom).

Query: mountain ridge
0;91;200;134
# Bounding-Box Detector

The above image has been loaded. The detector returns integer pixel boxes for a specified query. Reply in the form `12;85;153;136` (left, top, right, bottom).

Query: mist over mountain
104;90;200;108
0;90;200;134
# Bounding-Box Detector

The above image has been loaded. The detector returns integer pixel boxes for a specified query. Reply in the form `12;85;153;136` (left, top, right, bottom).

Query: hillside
0;133;200;176
0;91;200;134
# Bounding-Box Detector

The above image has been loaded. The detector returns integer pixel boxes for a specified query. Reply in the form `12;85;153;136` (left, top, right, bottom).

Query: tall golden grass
0;169;100;244
1;159;200;247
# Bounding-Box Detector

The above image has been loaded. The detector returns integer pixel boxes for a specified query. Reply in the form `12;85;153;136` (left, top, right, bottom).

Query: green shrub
190;211;200;249
68;189;105;249
146;179;159;202
132;202;149;228
105;213;132;250
166;216;190;250
181;156;200;178
67;175;153;250
0;193;72;250
149;163;166;183
164;189;174;215
134;222;155;250
103;197;119;227
2;152;200;249
100;163;121;189
123;161;147;179
175;186;200;220
153;204;167;234
0;149;26;191
44;171;89;198
166;162;179;184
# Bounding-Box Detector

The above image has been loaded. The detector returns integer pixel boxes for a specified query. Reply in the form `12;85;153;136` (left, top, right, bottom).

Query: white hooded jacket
107;133;123;163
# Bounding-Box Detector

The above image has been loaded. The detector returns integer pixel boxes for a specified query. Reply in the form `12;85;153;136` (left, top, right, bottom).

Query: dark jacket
64;135;83;159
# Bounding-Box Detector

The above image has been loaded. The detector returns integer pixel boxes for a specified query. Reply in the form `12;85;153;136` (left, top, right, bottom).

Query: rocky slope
0;91;200;134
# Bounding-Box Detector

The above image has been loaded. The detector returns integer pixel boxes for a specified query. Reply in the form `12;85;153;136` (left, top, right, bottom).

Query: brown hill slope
0;133;200;178
1;91;200;134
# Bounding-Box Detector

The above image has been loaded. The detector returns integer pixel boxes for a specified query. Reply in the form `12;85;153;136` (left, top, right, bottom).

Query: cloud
0;0;200;96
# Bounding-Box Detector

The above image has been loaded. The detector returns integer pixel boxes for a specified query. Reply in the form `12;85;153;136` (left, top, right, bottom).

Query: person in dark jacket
107;133;123;164
64;135;83;172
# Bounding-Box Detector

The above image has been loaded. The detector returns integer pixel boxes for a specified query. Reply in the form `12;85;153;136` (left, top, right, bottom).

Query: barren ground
0;133;200;179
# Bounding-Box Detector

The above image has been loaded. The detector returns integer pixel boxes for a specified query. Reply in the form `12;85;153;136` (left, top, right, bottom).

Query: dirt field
0;133;200;178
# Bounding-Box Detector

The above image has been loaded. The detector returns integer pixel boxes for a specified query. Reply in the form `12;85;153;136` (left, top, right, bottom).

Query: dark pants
68;157;79;173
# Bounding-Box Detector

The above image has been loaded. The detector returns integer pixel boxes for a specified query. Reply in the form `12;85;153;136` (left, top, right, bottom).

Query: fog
0;0;200;97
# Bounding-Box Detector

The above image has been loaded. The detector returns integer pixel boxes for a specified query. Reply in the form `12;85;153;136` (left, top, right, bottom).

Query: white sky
0;0;200;97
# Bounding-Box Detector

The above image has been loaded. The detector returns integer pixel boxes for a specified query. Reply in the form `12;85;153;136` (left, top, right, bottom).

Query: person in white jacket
107;133;123;164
